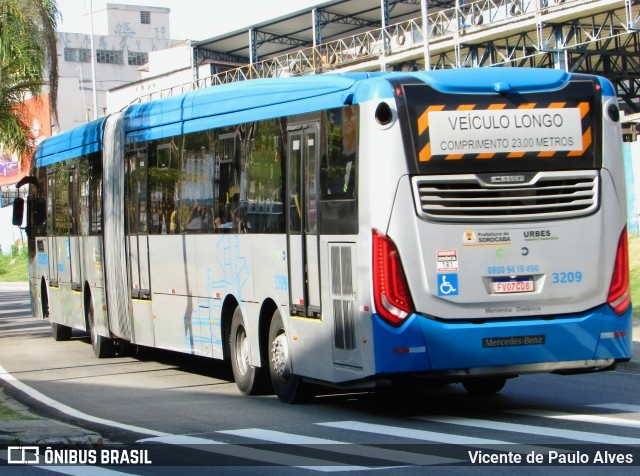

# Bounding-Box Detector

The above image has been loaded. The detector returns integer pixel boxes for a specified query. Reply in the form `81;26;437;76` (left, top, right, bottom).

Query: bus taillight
372;229;414;327
607;228;631;316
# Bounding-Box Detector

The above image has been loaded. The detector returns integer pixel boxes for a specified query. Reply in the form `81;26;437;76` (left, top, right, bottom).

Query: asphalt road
1;283;639;475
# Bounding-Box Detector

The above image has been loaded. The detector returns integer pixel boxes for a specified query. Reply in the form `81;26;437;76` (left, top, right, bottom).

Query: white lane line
318;421;511;445
587;403;640;413
0;363;169;437
219;428;460;466
415;415;640;445
30;467;135;476
507;409;640;428
138;434;371;472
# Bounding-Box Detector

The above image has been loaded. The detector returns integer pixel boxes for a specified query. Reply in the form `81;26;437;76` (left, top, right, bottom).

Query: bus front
368;68;632;392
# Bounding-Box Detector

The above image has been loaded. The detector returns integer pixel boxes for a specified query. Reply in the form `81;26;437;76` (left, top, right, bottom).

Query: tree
0;0;59;163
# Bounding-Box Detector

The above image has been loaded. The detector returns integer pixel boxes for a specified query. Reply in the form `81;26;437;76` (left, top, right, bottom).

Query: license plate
491;277;534;294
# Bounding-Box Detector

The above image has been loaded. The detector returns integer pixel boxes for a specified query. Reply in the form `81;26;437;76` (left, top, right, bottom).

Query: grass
0;400;35;421
0;246;28;282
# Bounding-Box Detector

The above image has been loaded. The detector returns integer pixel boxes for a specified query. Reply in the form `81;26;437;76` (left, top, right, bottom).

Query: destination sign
427;108;583;156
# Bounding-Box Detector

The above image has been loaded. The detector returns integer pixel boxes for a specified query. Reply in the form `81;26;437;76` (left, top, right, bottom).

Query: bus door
126;149;151;300
287;123;321;317
68;166;82;291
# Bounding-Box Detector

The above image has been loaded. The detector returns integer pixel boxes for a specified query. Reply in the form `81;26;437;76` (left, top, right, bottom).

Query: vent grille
330;245;356;351
412;171;599;222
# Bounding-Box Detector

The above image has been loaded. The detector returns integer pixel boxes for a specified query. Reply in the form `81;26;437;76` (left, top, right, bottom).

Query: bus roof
34;68;614;164
35;117;107;167
399;68;614;96
123;73;377;143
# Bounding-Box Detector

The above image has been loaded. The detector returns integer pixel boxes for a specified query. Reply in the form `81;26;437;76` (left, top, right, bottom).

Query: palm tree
0;0;59;163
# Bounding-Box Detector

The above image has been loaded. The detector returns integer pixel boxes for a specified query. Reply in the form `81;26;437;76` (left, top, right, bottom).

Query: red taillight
372;229;414;327
607;228;631;316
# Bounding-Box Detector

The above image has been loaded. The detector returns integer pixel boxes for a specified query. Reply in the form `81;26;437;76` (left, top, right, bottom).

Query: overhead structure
187;0;640;112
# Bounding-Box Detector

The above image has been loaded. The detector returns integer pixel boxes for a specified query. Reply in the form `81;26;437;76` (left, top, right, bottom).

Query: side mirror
12;197;24;227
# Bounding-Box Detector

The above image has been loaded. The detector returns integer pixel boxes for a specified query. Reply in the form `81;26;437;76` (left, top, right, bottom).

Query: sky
57;0;327;41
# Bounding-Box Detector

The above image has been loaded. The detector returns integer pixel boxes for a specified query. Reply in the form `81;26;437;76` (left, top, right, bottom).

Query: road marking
507;409;640;428
219;428;460;466
138;434;372;472
587;403;640;413
27;466;134;476
0;363;169;437
318;421;511;445
415;415;640;445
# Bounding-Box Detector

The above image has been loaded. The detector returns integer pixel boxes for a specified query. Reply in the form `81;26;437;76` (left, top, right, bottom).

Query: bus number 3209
552;271;583;284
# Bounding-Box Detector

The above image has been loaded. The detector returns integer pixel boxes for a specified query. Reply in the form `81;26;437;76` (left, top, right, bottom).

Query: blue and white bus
13;68;632;403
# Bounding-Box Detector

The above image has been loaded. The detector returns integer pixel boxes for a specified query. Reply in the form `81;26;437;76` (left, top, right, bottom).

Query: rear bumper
372;304;632;376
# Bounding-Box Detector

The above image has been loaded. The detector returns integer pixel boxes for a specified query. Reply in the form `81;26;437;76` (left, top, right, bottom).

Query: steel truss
143;1;640;111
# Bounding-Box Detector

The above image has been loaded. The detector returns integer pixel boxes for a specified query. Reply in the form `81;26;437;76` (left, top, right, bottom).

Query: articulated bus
13;68;632;403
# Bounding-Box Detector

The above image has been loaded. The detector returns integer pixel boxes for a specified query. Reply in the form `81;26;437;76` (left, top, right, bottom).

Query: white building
57;3;179;131
107;41;198;112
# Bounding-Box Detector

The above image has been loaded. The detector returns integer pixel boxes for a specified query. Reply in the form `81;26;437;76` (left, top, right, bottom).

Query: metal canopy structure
185;0;640;113
194;0;424;66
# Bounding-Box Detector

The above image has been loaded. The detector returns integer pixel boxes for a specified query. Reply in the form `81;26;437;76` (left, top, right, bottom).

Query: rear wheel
230;307;268;395
51;322;72;341
87;298;115;358
268;310;314;404
462;377;507;395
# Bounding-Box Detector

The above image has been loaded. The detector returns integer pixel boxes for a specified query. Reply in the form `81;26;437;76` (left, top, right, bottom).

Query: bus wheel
87;298;115;358
230;307;267;395
268;310;314;404
462;377;507;395
51;322;72;341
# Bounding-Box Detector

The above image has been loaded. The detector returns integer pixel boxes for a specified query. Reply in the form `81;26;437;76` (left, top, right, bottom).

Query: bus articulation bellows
12;68;632;403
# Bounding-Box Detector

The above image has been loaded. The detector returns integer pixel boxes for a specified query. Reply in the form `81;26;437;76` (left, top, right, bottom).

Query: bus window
182;131;215;234
319;106;358;235
54;163;69;236
147;139;180;235
245;119;286;234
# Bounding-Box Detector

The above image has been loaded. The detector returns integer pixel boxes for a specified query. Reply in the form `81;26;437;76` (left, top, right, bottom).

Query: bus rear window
398;79;600;174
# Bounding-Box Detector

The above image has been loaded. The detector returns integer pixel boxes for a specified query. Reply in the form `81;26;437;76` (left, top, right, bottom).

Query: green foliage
0;0;59;160
0;245;28;281
0;400;35;421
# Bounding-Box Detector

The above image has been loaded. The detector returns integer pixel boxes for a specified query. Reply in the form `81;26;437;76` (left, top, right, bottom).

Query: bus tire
230;307;268;395
462;377;507;395
268;310;314;404
87;298;115;358
51;322;72;341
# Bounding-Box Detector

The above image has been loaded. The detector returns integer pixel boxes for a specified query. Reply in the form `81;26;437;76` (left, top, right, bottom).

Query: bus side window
319;106;358;235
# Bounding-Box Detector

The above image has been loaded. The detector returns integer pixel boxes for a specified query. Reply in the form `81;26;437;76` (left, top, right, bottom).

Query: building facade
57;3;178;131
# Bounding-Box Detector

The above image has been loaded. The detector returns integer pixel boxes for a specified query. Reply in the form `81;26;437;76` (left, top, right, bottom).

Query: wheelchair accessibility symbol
437;274;459;296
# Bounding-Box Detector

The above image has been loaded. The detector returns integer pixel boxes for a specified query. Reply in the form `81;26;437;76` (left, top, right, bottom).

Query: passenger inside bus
185;204;211;232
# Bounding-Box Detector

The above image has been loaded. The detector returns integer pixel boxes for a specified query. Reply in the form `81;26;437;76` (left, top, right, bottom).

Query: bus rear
367;69;632;391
